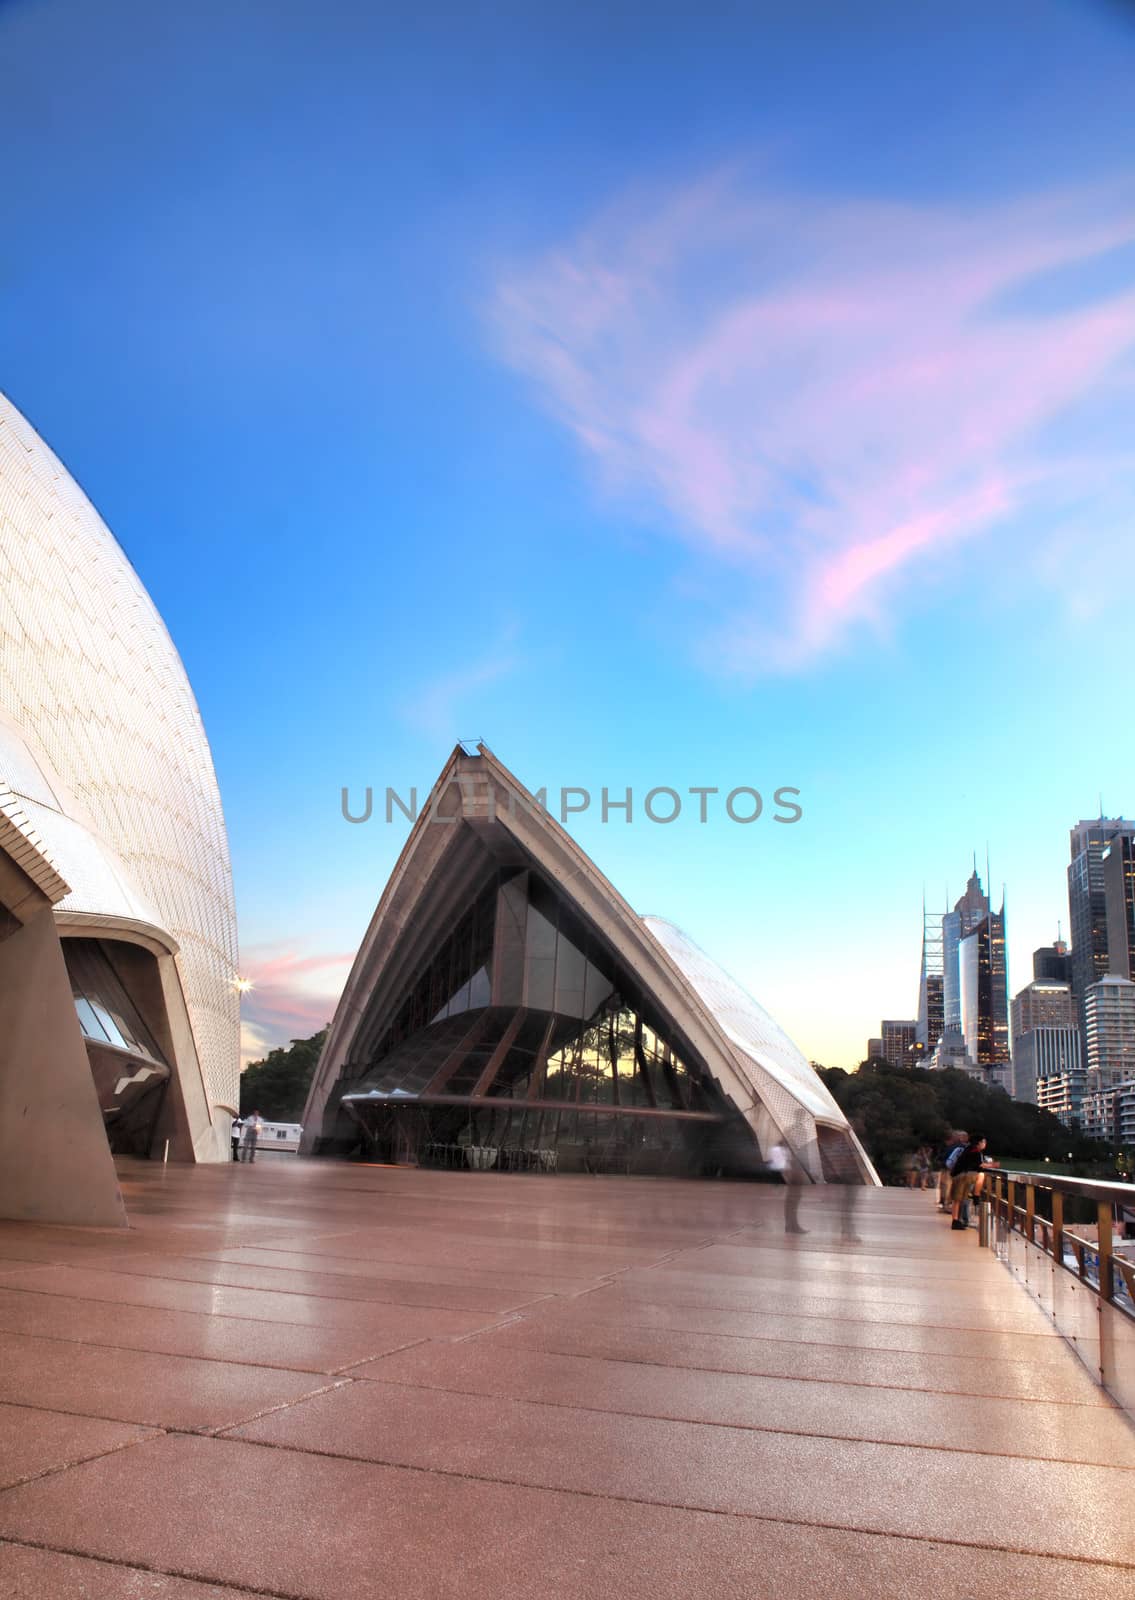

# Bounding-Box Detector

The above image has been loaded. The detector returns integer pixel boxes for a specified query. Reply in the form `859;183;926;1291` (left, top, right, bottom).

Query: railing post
1051;1190;1063;1266
1025;1182;1035;1244
1006;1176;1016;1237
1097;1198;1114;1303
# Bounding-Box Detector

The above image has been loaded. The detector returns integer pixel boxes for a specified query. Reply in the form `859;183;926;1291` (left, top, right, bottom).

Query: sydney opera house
0;392;240;1226
304;746;877;1186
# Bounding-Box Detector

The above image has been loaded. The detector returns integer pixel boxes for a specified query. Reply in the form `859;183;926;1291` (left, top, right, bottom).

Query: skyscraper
1010;978;1075;1103
1083;974;1135;1091
881;1019;918;1069
1103;833;1135;982
915;906;945;1050
958;897;1010;1088
1033;1029;1086;1126
1032;941;1071;984
941;871;990;1032
1011;979;1074;1041
1067;818;1135;1034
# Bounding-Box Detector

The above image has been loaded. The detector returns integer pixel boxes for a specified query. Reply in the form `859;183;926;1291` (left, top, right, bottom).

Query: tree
240;1028;327;1122
816;1059;1108;1182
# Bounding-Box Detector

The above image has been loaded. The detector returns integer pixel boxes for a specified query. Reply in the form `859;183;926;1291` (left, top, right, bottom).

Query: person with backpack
950;1135;991;1230
938;1131;968;1211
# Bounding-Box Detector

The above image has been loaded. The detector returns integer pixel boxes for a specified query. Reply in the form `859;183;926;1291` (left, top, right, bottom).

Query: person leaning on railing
938;1131;968;1212
950;1135;999;1230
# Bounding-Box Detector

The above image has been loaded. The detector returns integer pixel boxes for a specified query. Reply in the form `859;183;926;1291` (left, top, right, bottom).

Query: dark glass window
64;940;167;1065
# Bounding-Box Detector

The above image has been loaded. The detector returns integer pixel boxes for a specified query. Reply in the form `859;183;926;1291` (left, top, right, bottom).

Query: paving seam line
0;1534;325;1600
309;1371;1134;1466
0;1279;542;1335
173;1434;1135;1571
500;1315;1085;1366
0;1426;165;1494
416;1339;1115;1407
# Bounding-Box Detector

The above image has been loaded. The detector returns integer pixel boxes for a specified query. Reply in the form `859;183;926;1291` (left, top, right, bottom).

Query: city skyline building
1032;941;1072;984
880;1019;918;1069
1103;832;1135;983
916;903;945;1049
1083;974;1135;1093
1067;817;1135;1039
1035;1027;1087;1128
1010;976;1074;1104
1011;979;1075;1042
928;1025;981;1079
1080;1077;1135;1146
957;881;1010;1084
940;869;991;1033
1013;1025;1081;1107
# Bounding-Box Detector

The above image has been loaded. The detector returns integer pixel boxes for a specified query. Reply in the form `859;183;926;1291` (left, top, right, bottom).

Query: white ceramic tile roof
0;392;239;1113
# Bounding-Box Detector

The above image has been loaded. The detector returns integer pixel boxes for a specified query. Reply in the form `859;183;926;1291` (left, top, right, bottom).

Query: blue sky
2;0;1133;1066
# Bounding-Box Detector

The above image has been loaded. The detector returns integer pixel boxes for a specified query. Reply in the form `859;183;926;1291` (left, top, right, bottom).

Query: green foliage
816;1059;1108;1182
240;1028;328;1122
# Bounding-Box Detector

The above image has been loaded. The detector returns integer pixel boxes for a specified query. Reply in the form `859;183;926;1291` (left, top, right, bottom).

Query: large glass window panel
74;995;110;1044
64;940;167;1063
524;904;556;1010
526;958;554;1010
554;934;587;1018
583;959;615;1017
87;999;130;1050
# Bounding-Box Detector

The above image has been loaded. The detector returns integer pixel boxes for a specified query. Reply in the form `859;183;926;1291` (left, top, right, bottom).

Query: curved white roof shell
643;916;847;1128
0;392;239;1117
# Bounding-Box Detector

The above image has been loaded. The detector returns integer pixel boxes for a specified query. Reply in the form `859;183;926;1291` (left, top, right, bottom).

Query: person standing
230;1116;243;1162
769;1139;807;1235
950;1135;988;1229
241;1110;263;1164
938;1131;968;1211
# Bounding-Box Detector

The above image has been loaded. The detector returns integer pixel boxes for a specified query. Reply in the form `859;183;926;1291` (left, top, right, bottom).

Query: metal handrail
991;1171;1135;1202
984;1169;1134;1312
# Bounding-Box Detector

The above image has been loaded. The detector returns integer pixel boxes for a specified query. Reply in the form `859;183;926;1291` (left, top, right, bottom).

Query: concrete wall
0;906;126;1227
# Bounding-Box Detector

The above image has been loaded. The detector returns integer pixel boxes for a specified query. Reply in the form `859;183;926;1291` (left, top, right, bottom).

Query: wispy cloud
490;173;1135;670
400;627;521;743
239;945;352;1065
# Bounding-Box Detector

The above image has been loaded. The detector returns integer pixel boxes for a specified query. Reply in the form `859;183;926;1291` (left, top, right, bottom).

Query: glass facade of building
1103;833;1135;983
305;744;877;1185
958;908;1009;1071
1068;821;1135;1037
337;867;760;1175
64;938;171;1153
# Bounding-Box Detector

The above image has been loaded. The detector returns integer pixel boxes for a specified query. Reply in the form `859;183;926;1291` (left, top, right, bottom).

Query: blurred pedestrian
769;1138;807;1235
938;1131;968;1212
241;1110;263;1164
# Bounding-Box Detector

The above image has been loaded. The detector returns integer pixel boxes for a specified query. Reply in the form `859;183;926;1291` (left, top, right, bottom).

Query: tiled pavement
0;1160;1133;1598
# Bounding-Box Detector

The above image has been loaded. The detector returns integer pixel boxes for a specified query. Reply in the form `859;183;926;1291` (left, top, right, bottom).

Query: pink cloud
239;945;352;1064
490;174;1135;669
